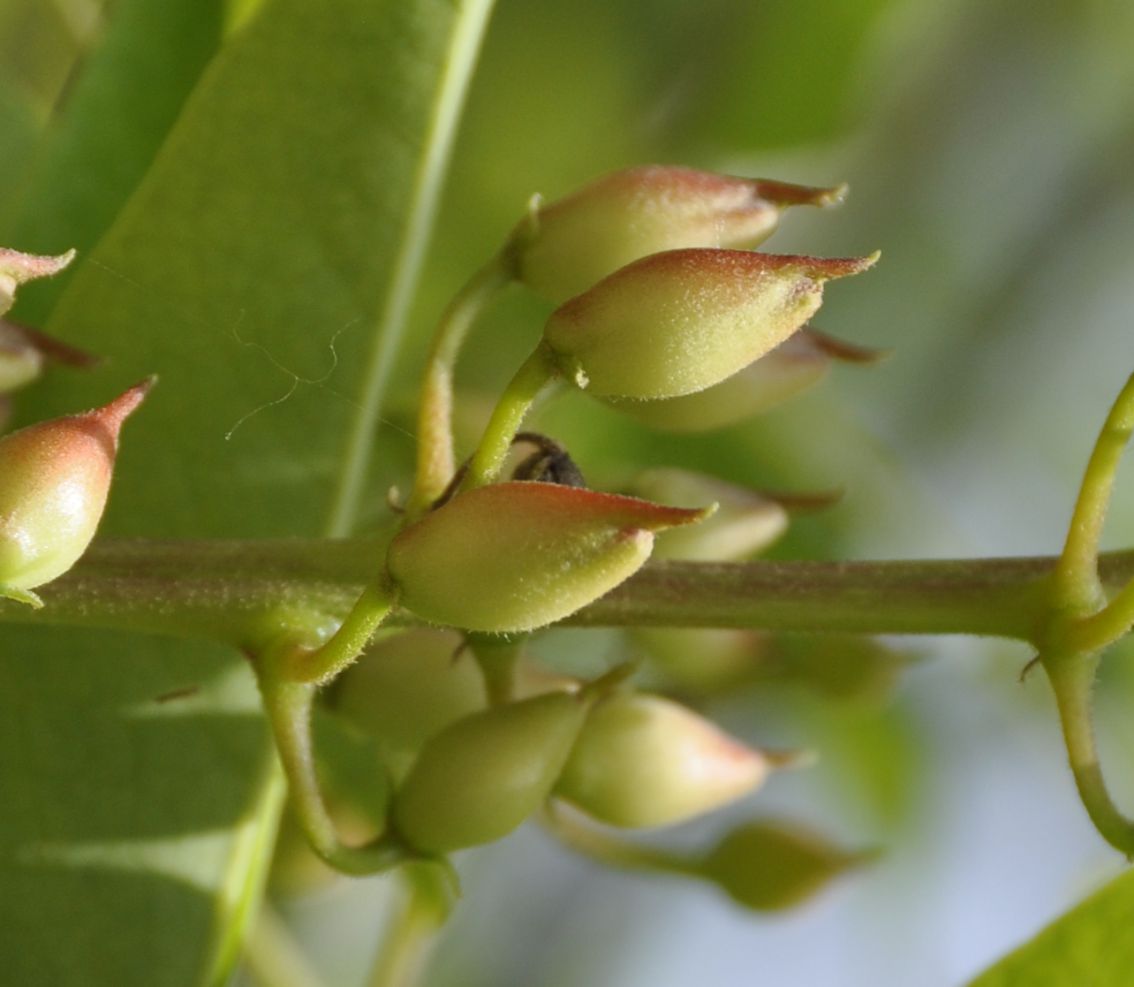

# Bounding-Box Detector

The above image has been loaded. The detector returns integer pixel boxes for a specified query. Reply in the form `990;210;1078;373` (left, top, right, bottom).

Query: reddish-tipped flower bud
392;690;590;852
627;468;788;562
386;482;709;633
0;247;75;316
0;378;153;605
555;692;788;828
606;327;883;432
542;249;878;401
516;166;845;303
701;819;871;912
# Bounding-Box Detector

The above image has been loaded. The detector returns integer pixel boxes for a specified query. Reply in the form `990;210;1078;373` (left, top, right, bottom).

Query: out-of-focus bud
516;166;845;304
700;819;872;912
0;378;153;606
542;249;878;401
634;627;769;693
0;321;45;395
627;468;788;562
0;247;75;316
392;689;590;853
333;629;487;780
607;328;884;432
760;634;910;705
386;482;710;633
555;692;794;828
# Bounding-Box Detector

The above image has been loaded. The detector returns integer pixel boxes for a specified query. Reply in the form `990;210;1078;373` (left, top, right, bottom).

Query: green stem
466;633;524;704
291;577;399;684
365;864;453;987
258;675;415;876
14;540;1134;642
243;905;329;987
1053;371;1134;614
1044;652;1134;857
541;805;695;876
460;342;559;490
408;253;514;517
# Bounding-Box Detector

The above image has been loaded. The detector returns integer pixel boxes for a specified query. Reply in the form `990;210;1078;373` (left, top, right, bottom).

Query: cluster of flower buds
0;378;153;606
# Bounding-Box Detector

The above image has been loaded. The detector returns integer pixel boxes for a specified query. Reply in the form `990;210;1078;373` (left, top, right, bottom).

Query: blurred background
4;0;1134;984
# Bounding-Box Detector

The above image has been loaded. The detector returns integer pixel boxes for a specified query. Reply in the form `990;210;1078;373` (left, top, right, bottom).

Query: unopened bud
543;249;878;401
555;692;789;828
0;247;75;316
392;690;589;852
627;468;788;562
701;819;871;912
334;629;487;779
607;327;882;432
0;378;153;605
386;482;709;633
516;166;845;304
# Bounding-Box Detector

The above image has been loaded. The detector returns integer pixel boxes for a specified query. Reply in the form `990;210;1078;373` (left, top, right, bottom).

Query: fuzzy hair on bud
543;249;878;401
0;248;76;317
0;378;154;605
516;166;846;304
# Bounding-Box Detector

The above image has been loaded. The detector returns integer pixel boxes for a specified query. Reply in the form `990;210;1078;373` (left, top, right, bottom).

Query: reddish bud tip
91;376;156;437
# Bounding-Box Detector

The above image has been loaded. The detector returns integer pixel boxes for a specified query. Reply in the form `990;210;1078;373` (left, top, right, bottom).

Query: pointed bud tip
0;247;76;285
762;747;816;771
802;327;890;364
751;179;848;209
93;376;156;432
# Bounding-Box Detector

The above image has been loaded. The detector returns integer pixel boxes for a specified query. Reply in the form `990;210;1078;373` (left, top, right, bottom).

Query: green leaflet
2;0;226;317
0;0;494;983
968;869;1134;987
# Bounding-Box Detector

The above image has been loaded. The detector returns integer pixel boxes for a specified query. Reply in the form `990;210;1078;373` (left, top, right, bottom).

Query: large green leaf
2;0;226;317
0;0;494;984
968;869;1134;986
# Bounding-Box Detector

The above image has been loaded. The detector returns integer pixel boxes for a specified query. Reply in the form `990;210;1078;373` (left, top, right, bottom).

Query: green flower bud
516;166;845;304
542;249;878;400
0;378;153;605
334;629;487;779
392;690;589;853
701;819;870;912
627;468;788;562
605;327;882;432
555;692;783;828
386;482;708;633
0;247;75;316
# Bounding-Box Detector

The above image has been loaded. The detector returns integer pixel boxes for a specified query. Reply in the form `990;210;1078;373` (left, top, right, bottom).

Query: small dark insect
510;432;586;488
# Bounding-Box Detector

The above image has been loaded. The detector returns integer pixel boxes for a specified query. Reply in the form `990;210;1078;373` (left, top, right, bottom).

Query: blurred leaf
3;0;227;316
967;870;1134;986
0;1;494;985
638;0;904;151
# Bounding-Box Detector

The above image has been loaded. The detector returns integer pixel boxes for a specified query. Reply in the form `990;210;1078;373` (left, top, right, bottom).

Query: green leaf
0;0;494;983
967;870;1134;987
3;0;227;319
